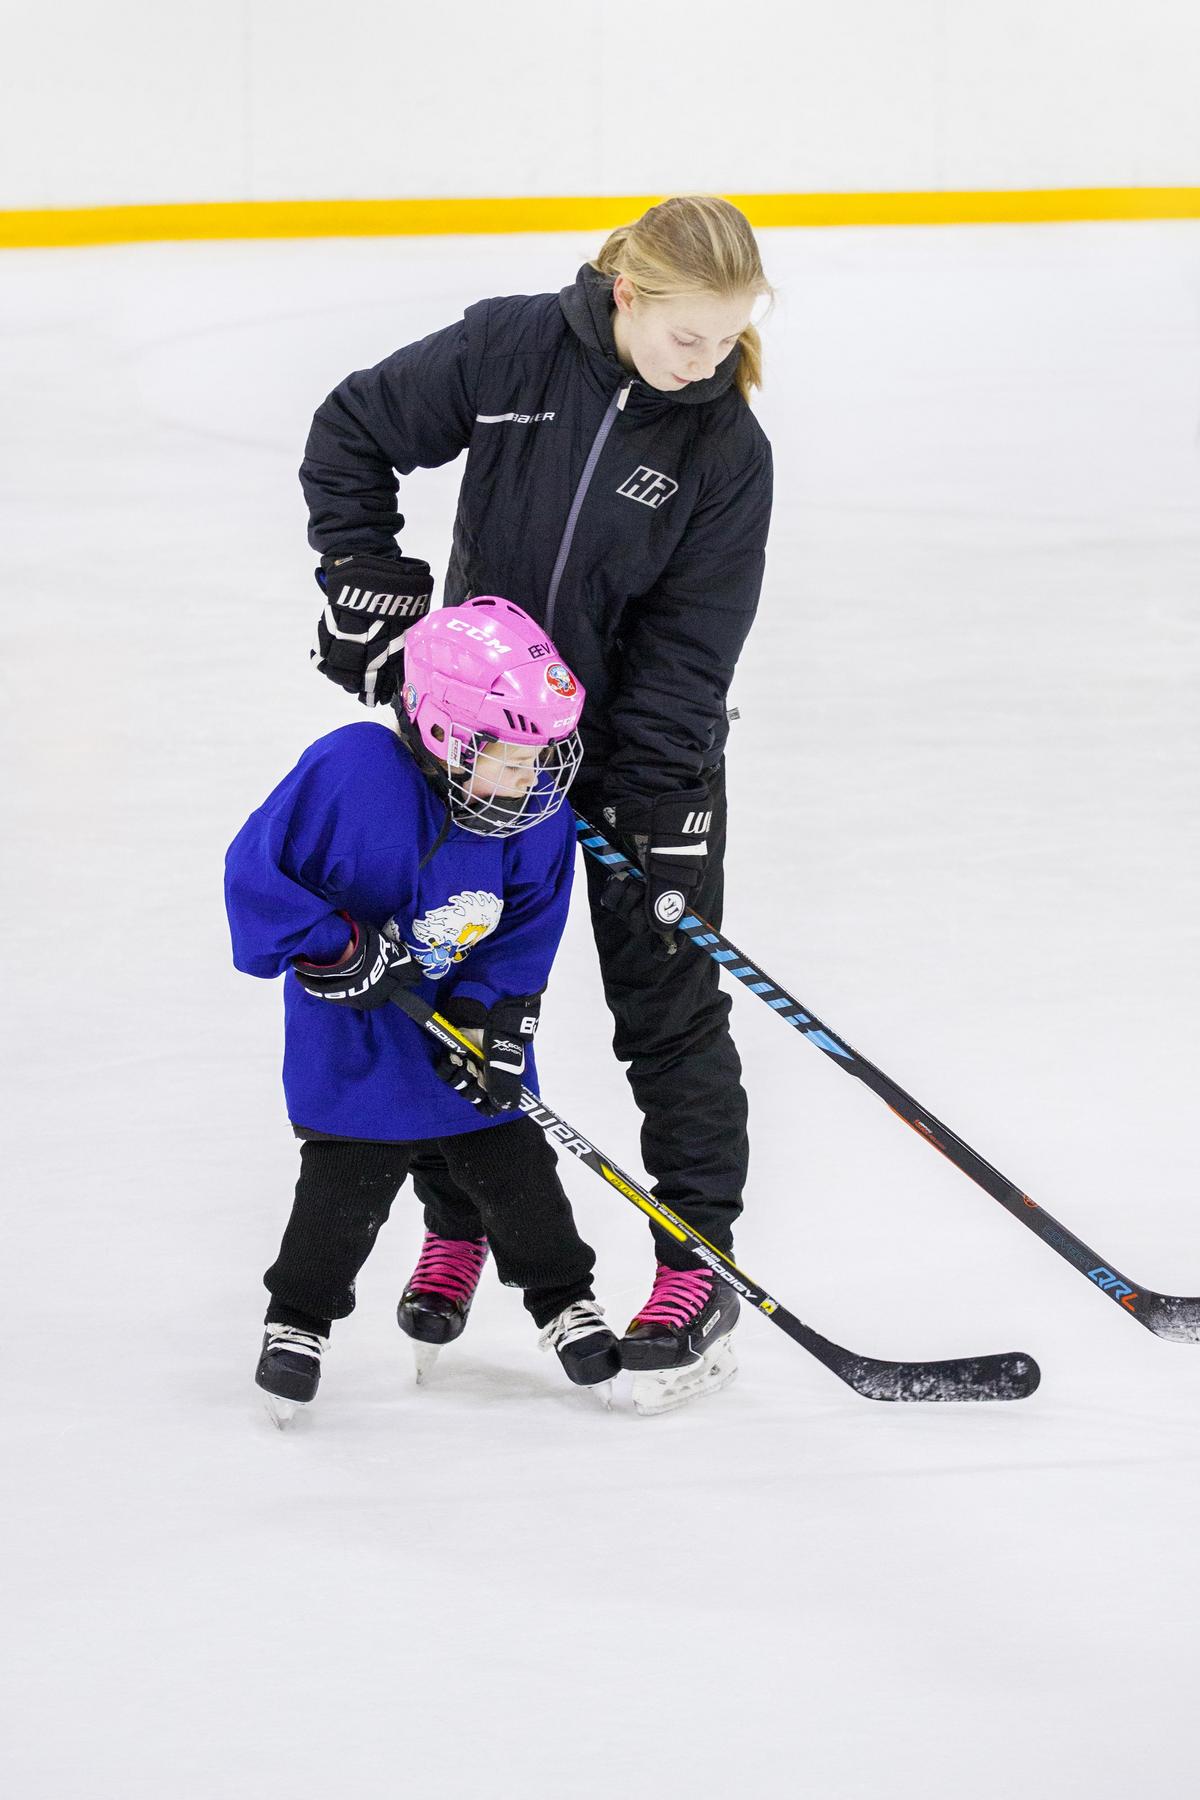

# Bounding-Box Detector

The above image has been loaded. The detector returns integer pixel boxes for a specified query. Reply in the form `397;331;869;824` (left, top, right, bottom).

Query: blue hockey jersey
224;722;575;1140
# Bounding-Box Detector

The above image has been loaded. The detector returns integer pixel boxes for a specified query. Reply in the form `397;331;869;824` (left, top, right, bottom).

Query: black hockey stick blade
732;1294;1038;1402
389;987;1041;1403
575;816;1199;1345
1138;1294;1200;1345
809;1340;1041;1404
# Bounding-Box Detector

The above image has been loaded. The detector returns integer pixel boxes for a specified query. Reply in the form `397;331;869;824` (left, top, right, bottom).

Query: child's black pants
264;1117;595;1335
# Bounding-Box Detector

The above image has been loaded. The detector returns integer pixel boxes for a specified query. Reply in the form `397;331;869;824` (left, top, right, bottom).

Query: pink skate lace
631;1265;713;1328
408;1233;489;1303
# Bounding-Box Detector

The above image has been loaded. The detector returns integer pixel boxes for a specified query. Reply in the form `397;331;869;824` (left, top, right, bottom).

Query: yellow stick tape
3;188;1199;249
599;1163;689;1241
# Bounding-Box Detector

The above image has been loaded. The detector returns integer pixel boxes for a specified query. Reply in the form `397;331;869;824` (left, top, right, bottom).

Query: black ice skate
397;1232;489;1383
255;1323;328;1429
539;1299;622;1404
621;1265;739;1416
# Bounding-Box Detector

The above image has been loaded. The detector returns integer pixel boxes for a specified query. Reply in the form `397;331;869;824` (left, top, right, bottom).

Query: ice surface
2;223;1199;1797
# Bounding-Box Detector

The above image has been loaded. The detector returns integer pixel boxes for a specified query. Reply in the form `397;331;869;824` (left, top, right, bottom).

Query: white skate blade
632;1334;738;1417
588;1378;615;1412
262;1392;301;1430
412;1341;442;1386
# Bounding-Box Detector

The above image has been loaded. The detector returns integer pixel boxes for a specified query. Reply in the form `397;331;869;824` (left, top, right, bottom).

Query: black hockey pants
410;761;749;1273
264;1118;596;1336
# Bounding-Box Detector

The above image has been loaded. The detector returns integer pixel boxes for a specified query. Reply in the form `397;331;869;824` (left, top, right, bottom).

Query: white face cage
446;731;585;837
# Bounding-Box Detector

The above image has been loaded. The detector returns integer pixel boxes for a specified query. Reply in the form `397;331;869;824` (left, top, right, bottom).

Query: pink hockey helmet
398;596;585;836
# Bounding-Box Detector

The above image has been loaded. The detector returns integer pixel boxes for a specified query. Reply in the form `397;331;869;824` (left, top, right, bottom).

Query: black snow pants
264;1118;596;1335
409;761;749;1274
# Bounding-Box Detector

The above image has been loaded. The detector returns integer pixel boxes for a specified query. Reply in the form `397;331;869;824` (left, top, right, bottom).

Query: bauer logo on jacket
616;466;679;509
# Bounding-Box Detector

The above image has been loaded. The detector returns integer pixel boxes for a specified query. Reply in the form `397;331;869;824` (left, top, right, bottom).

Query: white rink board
4;1;1200;207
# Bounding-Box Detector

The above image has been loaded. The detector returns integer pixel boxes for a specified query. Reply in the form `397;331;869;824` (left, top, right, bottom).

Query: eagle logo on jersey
409;890;504;979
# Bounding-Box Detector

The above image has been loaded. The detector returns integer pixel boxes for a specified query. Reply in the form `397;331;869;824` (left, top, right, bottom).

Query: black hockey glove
313;552;434;706
293;917;421;1009
599;788;711;956
436;993;542;1116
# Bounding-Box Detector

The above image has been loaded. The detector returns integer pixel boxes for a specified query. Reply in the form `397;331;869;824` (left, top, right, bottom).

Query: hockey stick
389;989;1039;1402
575;815;1200;1344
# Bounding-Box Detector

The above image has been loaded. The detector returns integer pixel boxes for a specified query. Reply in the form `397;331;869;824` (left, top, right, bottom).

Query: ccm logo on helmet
445;618;511;652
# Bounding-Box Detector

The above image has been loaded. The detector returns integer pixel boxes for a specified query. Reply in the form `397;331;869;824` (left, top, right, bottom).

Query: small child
225;596;620;1422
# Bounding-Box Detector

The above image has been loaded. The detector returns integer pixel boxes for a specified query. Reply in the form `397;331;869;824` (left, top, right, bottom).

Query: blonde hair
593;195;772;404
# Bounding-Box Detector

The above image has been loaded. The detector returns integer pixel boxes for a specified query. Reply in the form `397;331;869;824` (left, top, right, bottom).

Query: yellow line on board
3;188;1200;248
741;187;1200;227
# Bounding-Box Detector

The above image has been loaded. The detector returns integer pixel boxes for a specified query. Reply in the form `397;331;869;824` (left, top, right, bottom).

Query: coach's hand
313;552;433;705
600;789;711;956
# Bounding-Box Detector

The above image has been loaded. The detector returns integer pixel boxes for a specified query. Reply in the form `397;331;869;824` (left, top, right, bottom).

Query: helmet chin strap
394;709;457;864
460;789;532;831
394;705;449;788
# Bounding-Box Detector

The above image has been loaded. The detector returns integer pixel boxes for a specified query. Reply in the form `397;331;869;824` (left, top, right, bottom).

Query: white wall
3;0;1199;211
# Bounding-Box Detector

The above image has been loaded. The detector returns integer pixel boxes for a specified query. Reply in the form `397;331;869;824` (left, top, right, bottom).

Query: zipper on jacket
544;378;634;638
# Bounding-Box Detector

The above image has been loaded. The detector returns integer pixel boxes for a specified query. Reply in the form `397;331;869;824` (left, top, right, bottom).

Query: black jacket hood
558;263;740;406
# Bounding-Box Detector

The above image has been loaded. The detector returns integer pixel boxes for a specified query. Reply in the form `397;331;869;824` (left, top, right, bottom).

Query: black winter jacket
300;264;773;800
